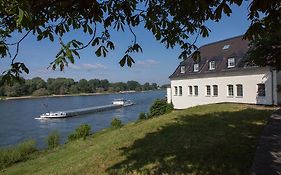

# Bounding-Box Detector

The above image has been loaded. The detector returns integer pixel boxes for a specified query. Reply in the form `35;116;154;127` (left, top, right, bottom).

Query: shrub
32;88;49;96
68;124;91;141
149;99;174;117
46;131;60;149
138;112;147;120
0;140;36;170
111;118;123;128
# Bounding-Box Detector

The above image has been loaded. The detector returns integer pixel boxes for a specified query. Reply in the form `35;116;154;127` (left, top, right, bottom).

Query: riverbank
0;103;274;174
0;90;146;101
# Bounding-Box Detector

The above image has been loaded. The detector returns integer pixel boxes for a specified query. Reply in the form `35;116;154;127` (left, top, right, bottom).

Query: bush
68;124;91;141
46;131;60;149
149;99;174;117
138;112;147;120
0;140;36;170
32;88;49;96
111;118;123;128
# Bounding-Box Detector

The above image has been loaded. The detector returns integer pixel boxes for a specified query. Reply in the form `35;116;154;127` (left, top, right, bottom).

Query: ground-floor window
213;85;218;96
257;83;265;96
194;86;198;96
206;85;211;96
174;86;178;96
236;84;243;97
189;86;193;95
179;86;182;96
228;85;234;96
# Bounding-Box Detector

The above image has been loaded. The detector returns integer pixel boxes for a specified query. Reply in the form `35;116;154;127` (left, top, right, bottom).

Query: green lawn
0;103;274;175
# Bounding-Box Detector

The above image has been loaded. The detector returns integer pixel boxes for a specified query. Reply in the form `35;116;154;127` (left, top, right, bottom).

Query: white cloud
69;63;107;71
135;59;159;68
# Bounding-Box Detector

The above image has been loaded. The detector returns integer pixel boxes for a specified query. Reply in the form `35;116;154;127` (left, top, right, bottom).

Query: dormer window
222;44;230;50
227;58;235;68
209;61;216;70
193;63;199;72
180;66;185;73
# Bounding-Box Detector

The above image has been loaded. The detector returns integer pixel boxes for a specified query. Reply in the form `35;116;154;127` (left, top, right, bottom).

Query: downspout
271;69;275;105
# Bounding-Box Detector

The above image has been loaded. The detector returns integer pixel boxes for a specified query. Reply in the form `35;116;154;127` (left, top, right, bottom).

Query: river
0;90;165;148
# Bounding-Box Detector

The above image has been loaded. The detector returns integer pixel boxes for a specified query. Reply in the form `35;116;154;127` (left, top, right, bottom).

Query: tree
0;0;280;83
127;80;141;90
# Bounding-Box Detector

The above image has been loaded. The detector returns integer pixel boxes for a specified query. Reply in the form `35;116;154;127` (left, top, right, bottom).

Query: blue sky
0;2;251;85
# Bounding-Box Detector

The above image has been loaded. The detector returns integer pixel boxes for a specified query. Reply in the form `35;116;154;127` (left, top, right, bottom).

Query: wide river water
0;90;165;148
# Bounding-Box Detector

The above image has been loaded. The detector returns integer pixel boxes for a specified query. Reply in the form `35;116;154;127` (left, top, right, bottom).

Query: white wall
170;70;273;109
167;87;172;103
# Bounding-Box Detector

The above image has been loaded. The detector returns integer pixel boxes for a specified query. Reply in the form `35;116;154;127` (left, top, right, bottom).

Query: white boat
35;112;67;119
112;99;134;106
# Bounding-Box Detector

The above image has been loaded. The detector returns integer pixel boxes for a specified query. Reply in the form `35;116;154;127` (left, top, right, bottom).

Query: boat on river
112;99;134;106
35;99;134;120
36;112;67;119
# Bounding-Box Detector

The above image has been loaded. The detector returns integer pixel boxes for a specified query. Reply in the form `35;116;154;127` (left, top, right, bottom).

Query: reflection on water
0;91;165;148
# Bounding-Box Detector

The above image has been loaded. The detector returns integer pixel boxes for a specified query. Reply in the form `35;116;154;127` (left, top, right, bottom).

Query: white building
167;35;281;109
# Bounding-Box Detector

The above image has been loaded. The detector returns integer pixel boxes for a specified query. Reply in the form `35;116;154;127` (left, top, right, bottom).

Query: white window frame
193;64;199;72
257;84;266;97
180;66;185;73
227;58;235;68
188;86;193;96
213;85;218;96
209;61;216;70
174;86;178;96
227;85;234;97
206;85;211;96
194;86;198;96
179;86;183;96
236;84;243;97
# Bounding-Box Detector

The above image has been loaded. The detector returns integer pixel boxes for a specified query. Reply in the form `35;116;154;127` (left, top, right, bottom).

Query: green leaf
95;46;102;57
17;8;24;26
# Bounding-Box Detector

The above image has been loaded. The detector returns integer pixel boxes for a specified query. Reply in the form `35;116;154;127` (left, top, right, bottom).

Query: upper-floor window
188;86;193;95
206;85;211;96
257;84;265;96
228;85;234;96
213;85;218;96
179;86;183;96
193;64;199;72
180;66;185;73
227;58;235;68
236;84;243;97
209;61;216;70
174;86;178;96
194;86;198;96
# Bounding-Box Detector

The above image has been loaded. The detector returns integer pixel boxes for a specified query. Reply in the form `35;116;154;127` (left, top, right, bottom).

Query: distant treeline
0;77;160;97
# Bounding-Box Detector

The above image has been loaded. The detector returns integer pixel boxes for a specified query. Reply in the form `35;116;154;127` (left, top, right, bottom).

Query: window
213;85;218;96
180;66;185;73
189;86;193;95
227;58;235;68
174;86;178;96
209;61;216;70
194;86;198;96
179;86;182;96
228;85;234;96
236;84;243;97
193;64;199;72
222;44;230;50
206;85;211;96
257;84;265;96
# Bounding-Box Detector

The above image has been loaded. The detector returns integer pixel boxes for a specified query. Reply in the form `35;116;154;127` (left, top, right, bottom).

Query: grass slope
0;103;274;175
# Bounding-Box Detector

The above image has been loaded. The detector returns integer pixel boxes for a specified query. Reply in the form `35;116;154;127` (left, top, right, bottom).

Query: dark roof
169;35;254;79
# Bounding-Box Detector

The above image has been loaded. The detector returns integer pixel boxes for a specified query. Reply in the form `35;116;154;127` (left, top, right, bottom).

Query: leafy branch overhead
0;0;280;83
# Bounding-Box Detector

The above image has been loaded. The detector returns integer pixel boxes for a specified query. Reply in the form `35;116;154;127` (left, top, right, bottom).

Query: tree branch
11;30;31;64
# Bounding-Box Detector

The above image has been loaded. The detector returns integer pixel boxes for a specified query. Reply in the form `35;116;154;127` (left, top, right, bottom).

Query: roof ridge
200;35;244;48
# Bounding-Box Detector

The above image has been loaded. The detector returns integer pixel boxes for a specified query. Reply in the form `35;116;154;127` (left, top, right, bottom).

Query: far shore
0;90;160;101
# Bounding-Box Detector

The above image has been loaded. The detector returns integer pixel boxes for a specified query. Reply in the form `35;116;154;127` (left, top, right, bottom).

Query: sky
0;2;251;85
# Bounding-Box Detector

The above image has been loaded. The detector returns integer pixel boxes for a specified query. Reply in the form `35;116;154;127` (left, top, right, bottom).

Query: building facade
168;36;281;109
